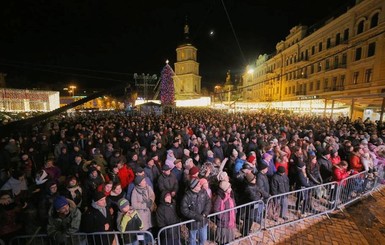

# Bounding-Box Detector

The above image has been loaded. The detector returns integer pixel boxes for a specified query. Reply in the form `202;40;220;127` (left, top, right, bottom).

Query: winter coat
47;202;81;244
117;210;143;243
118;165;135;190
157;173;179;196
256;172;270;199
317;156;333;182
131;185;155;231
270;172;290;195
180;189;211;230
333;166;351;183
349;153;364;173
156;198;181;243
213;190;236;228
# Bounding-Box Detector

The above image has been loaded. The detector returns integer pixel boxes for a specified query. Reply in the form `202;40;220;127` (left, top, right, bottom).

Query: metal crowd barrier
9;230;155;245
335;170;377;210
263;181;338;241
157;200;264;245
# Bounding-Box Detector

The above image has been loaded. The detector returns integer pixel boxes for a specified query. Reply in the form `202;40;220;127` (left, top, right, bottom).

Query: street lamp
69;85;76;97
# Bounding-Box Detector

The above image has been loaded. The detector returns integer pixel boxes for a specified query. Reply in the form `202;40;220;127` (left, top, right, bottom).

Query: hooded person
156;192;181;245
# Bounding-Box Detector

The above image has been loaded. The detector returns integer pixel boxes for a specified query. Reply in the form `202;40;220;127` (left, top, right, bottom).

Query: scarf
220;192;235;228
91;201;107;217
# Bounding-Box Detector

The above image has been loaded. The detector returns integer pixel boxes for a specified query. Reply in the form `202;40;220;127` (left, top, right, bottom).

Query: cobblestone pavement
234;186;385;245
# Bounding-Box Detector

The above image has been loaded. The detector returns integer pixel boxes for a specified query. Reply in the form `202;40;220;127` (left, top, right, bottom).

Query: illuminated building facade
0;88;59;112
242;0;385;119
173;23;202;99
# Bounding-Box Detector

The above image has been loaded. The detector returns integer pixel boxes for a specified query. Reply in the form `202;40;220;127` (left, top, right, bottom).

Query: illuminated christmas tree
160;62;175;105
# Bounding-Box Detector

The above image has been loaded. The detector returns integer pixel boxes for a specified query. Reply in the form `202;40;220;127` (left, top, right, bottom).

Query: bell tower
173;18;201;99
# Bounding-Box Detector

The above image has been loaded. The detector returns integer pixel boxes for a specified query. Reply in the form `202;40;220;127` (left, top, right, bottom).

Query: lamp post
69;85;76;97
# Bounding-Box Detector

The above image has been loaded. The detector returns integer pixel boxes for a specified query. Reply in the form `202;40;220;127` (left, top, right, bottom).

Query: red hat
247;155;256;163
189;166;200;176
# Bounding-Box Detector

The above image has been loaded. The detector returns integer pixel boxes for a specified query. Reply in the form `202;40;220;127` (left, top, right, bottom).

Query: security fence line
156;200;264;245
8;169;385;245
9;230;155;245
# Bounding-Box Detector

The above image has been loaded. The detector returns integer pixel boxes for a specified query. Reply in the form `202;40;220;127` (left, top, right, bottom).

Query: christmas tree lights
160;64;175;105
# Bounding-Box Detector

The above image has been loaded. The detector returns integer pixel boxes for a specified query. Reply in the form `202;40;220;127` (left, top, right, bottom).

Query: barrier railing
157;200;264;245
336;170;377;210
263;181;338;241
9;230;155;245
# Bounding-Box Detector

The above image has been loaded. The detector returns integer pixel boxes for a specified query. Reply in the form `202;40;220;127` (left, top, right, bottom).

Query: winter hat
232;149;238;156
297;161;305;169
189;166;200;176
322;150;330;156
190;178;200;189
238;152;246;158
262;153;272;159
93;191;106;202
134;175;145;185
118;198;130;211
257;163;269;171
219;181;231;192
245;172;256;183
53;196;68;211
184;149;190;155
162;164;171;171
135;167;144;174
277;166;286;174
242;163;253;170
247;155;256;163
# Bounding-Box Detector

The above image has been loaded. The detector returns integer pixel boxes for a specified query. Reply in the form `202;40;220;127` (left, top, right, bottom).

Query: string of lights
160;63;175;105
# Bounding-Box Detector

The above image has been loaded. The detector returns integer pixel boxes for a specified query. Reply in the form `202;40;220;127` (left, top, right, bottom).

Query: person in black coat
157;165;178;203
295;162;312;218
180;179;211;245
80;192;114;245
270;166;290;220
156;192;181;245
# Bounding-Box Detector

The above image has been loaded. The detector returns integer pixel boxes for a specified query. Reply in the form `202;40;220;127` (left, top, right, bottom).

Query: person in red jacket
349;146;364;173
333;161;354;182
117;160;134;191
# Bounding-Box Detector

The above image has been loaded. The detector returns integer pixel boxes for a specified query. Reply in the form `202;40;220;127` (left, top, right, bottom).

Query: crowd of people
1;109;384;245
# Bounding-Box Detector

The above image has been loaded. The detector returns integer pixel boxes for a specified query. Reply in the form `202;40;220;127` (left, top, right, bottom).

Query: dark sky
0;0;354;90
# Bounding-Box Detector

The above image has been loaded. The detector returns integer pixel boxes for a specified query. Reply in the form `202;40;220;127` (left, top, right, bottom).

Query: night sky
0;0;354;91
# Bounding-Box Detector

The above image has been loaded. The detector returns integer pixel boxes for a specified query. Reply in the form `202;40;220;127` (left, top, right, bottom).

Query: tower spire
184;16;190;40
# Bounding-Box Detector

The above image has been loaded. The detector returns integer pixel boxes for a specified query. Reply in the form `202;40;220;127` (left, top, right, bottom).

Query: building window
292;86;295;94
343;29;349;41
365;69;372;83
288;87;291;94
353;72;359;84
285;87;287;95
355;47;362;61
336;33;341;45
327;38;331;49
368;42;376;57
357;20;364;34
340;75;345;87
319;42;323;52
310;81;314;91
311;64;314;74
324;78;329;90
312;46;315;55
370;13;379;28
305;50;308;60
316;80;320;90
325;59;330;70
334;56;339;68
332;77;337;90
342;53;347;65
317;62;322;72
